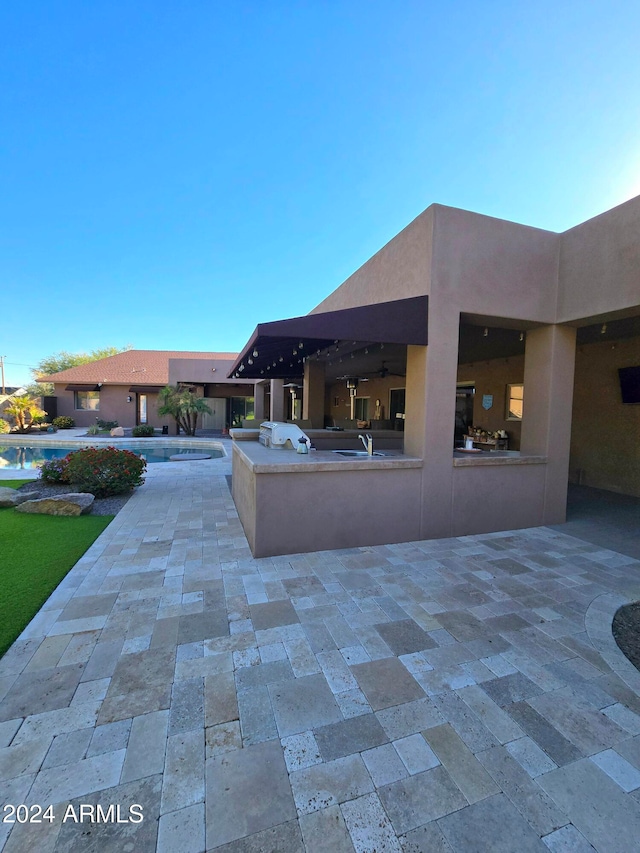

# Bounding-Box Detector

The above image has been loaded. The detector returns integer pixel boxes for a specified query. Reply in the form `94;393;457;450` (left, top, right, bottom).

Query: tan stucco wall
451;463;547;536
325;374;405;426
312;207;435;312
232;445;422;557
53;384;173;429
570;336;640;495
457;356;524;450
168;357;255;387
558;194;640;323
431;205;559;324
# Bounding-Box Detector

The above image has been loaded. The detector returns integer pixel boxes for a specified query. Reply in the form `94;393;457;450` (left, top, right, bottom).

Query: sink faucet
359;433;373;455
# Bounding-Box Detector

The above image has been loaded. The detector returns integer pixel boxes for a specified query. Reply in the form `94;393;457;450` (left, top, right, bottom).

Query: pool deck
1;447;640;851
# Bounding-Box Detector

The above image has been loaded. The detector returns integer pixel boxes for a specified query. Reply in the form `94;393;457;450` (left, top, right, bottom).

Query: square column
303;360;326;427
520;325;577;523
405;302;461;539
269;379;286;422
253;381;267;422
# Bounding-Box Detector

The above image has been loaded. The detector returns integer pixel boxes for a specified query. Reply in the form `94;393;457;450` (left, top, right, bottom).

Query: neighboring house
39;351;256;431
227;194;640;556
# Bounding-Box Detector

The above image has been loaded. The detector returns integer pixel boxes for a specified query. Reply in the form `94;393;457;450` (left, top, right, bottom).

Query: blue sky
3;1;640;386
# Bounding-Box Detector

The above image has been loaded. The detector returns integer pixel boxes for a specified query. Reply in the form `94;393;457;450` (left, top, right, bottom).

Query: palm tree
4;396;46;434
157;386;212;436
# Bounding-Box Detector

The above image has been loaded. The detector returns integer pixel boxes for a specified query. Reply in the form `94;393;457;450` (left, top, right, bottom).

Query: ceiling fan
362;361;406;379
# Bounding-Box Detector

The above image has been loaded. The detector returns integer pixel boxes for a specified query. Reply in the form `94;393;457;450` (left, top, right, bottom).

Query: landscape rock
110;427;125;437
0;487;41;508
15;493;95;516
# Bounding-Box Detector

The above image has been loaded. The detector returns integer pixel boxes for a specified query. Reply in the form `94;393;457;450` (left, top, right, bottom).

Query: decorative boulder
110;427;125;437
0;487;41;508
15;493;95;516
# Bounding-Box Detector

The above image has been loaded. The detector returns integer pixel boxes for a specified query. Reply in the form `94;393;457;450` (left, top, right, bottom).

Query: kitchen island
231;437;422;557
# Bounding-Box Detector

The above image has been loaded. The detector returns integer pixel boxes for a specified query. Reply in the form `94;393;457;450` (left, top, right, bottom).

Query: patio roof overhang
65;384;100;391
227;296;428;379
128;385;163;394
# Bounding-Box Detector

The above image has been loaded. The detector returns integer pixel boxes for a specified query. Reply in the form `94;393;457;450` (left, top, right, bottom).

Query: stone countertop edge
232;441;423;474
452;452;547;466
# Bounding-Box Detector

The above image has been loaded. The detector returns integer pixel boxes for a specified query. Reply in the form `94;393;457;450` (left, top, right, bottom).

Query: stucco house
227;195;640;557
40;350;256;431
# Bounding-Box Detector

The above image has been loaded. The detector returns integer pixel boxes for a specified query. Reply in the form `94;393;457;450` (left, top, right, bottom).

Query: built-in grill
259;421;310;450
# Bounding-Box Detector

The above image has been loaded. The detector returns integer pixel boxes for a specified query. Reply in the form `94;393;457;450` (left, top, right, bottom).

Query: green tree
32;345;133;379
157;386;212;436
4;396;46;434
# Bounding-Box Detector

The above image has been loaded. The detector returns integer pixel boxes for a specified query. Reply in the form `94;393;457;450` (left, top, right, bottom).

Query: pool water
0;444;223;470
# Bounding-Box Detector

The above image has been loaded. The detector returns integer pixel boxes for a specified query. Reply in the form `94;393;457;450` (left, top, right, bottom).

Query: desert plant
86;424;101;435
53;416;75;429
39;456;71;483
4;396;47;433
131;425;155;437
64;446;146;497
0;419;9;434
96;419;119;430
157;386;211;436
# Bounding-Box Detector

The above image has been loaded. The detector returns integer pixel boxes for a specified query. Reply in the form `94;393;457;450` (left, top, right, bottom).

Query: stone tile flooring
1;450;640;851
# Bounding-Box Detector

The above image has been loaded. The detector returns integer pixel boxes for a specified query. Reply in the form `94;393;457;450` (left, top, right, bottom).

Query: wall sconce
519;332;524;342
601;323;607;334
126;396;132;403
483;327;489;337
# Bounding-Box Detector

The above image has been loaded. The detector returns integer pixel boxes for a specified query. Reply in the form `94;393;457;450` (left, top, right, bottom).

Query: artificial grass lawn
0;509;113;657
1;479;31;489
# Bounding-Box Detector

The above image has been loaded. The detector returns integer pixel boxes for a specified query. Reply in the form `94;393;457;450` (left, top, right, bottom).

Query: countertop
232;440;422;474
452;450;547;466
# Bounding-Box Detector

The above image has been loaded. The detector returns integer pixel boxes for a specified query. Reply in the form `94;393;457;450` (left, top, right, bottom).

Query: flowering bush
132;425;155;437
53;416;75;429
64;446;146;497
39;456;70;483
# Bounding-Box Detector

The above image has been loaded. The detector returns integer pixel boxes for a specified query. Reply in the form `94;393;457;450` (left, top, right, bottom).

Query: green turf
0;480;32;490
0;510;113;657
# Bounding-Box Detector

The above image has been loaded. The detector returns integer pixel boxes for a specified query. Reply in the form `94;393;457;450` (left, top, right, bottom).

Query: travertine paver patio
2;448;640;851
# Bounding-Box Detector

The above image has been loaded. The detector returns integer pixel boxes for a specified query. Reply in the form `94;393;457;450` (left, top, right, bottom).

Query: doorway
455;384;475;446
389;388;406;431
137;394;148;425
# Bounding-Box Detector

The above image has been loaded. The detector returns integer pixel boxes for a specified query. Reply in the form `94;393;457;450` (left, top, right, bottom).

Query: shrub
86;424;101;435
132;425;155;437
0;419;9;434
64;446;146;497
96;419;118;430
53;416;75;429
39;456;70;483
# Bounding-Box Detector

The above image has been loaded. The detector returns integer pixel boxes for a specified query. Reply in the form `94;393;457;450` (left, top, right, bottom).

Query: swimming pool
0;444;224;470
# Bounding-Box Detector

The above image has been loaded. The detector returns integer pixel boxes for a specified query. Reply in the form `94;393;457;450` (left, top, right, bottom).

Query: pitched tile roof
39;350;240;387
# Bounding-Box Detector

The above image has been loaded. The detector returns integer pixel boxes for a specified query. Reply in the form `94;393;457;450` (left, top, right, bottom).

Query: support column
520;325;577;524
269;379;286;422
405;302;461;539
253;381;267;422
303;360;326;427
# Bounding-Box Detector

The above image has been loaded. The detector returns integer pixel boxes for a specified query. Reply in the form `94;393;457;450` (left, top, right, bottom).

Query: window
506;384;524;420
354;397;369;420
138;394;147;424
74;391;100;411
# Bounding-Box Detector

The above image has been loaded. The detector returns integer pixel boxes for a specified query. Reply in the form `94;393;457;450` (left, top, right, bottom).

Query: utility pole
0;356;5;395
